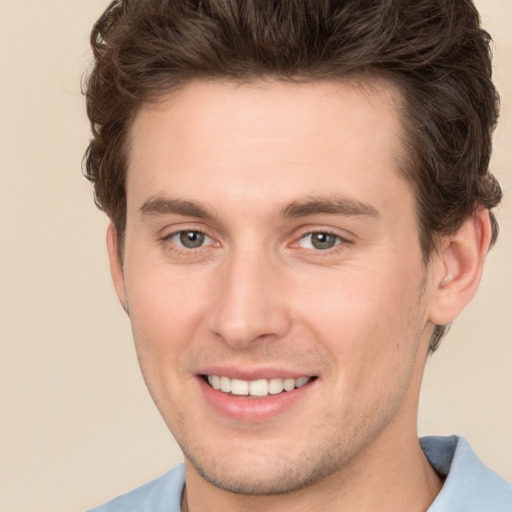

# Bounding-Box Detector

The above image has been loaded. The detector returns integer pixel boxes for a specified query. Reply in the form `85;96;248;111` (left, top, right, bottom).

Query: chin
182;442;349;496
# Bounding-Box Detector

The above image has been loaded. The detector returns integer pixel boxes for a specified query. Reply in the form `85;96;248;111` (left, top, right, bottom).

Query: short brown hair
84;0;502;351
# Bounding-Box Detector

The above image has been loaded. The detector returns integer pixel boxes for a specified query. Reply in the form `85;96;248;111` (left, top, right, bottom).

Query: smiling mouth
202;375;316;397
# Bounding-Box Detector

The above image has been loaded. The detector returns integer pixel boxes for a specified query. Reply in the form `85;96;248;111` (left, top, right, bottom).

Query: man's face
113;80;437;494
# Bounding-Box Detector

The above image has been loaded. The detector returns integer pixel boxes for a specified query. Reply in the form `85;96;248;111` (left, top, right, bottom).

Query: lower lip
198;377;315;423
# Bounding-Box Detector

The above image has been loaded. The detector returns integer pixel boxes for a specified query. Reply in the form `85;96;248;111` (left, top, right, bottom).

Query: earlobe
106;223;129;314
429;209;492;326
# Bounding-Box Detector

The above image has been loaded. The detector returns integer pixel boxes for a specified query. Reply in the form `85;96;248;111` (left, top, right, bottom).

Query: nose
206;250;292;349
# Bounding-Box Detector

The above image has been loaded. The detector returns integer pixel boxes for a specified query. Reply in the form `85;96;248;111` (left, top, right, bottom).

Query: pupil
312;233;336;250
180;231;205;248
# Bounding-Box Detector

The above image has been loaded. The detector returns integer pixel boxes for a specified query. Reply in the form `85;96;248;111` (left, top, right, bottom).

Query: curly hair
83;0;502;352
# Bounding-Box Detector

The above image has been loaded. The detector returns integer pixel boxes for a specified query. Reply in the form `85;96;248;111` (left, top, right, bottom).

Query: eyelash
162;229;217;253
293;230;350;253
162;228;350;256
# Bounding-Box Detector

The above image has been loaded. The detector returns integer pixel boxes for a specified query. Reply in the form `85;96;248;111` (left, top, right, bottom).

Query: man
83;1;511;510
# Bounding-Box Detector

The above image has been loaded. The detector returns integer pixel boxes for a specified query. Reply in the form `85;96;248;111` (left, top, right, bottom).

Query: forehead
126;79;410;217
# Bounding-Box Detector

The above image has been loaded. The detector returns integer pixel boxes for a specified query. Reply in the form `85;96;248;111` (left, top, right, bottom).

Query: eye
168;230;213;249
298;232;343;250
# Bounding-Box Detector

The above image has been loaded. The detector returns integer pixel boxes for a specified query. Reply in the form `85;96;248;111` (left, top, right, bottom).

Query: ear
106;223;129;314
429;209;492;326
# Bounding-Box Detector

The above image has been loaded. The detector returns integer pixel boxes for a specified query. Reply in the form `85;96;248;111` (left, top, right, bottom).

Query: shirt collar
421;435;512;511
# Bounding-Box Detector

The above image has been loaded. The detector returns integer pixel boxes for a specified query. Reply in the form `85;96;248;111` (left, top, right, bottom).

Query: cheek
124;264;211;365
122;267;212;423
294;262;425;381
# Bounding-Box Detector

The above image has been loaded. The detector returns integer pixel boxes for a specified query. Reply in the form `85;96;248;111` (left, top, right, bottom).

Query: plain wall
0;1;510;511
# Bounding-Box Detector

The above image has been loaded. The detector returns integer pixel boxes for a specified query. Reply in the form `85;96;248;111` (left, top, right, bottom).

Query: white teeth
268;378;284;395
231;379;249;395
249;379;268;397
283;378;296;392
206;375;312;396
211;375;221;390
220;376;231;393
295;377;310;388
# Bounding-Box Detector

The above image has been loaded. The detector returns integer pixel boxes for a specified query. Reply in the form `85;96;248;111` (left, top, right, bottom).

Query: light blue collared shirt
422;436;512;511
87;436;512;511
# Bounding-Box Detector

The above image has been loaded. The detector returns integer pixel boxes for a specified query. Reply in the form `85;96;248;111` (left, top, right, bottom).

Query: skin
107;80;491;512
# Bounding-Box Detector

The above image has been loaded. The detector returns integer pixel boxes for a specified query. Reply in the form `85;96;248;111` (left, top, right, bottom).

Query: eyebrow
280;196;380;219
140;197;215;219
139;195;380;221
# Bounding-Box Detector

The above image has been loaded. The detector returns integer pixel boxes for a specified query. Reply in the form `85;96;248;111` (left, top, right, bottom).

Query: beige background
0;1;510;511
